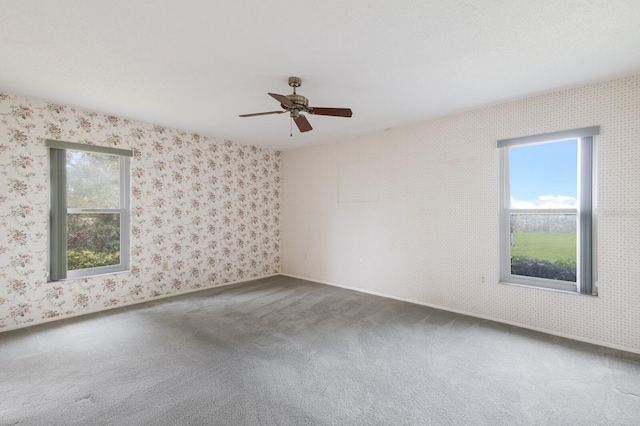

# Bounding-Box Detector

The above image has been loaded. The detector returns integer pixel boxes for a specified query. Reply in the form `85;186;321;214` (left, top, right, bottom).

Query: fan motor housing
281;93;309;111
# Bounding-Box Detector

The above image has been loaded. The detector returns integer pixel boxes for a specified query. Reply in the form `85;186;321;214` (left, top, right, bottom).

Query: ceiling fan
239;76;353;133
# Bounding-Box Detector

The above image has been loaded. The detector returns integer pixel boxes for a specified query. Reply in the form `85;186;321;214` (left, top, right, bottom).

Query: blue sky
510;139;577;208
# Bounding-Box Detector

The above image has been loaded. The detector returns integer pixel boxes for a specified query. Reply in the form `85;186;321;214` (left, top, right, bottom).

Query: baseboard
281;273;640;356
0;273;282;333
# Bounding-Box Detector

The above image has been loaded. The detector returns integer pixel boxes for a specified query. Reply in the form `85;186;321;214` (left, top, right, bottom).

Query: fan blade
309;107;352;117
268;93;293;107
294;115;313;132
239;111;285;117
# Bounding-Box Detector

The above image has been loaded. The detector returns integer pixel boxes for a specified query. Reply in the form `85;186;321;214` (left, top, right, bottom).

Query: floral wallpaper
0;92;281;330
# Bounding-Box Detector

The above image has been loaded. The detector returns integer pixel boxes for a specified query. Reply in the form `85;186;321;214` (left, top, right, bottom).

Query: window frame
498;127;598;295
47;140;132;281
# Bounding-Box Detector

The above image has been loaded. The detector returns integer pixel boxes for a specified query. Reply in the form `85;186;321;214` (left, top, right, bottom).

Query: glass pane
510;213;576;282
510;140;577;209
66;151;120;209
67;213;120;270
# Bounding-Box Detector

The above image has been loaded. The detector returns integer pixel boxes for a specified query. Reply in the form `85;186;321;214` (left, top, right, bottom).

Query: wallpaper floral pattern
0;92;281;330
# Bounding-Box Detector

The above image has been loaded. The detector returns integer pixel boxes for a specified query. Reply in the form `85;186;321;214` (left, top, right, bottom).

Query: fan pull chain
290;118;293;137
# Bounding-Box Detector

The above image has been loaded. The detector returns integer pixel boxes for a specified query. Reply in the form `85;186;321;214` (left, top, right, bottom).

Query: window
498;127;598;294
47;140;132;281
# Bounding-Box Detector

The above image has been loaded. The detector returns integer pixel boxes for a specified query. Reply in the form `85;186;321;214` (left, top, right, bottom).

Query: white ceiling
2;1;640;151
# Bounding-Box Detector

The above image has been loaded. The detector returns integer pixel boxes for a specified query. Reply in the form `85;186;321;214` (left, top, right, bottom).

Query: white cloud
511;199;538;209
511;195;576;209
538;195;576;202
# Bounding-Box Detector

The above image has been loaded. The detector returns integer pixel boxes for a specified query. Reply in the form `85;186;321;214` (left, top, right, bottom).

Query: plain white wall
281;75;640;353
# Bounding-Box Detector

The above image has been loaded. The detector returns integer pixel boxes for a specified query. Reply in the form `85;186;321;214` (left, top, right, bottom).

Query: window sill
48;269;130;283
499;280;598;297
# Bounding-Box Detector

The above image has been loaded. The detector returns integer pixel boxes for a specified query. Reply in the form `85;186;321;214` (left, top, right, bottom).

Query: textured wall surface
0;93;281;330
281;75;640;352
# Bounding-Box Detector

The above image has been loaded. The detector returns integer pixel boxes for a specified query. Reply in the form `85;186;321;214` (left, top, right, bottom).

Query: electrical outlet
480;274;486;284
162;261;169;271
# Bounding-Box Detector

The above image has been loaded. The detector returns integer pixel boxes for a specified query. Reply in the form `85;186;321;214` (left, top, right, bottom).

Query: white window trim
498;127;598;295
47;140;132;281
